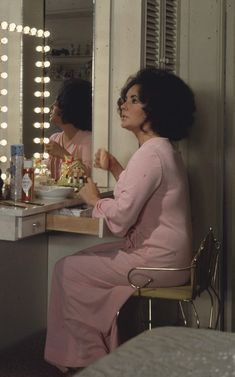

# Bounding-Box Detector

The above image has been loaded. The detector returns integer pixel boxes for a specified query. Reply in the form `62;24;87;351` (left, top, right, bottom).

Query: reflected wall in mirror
44;0;93;138
23;0;93;160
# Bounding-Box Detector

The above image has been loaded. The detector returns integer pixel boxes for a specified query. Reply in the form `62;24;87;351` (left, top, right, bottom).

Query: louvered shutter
143;0;178;73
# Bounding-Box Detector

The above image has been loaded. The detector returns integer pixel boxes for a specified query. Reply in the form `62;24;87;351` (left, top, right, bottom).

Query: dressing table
0;190;112;241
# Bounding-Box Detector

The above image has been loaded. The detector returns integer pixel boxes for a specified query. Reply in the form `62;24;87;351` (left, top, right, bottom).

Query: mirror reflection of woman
45;78;92;181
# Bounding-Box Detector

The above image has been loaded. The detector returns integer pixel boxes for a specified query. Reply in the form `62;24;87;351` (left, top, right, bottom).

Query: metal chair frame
127;227;221;330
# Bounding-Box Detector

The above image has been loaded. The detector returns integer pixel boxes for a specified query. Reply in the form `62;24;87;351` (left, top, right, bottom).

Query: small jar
22;159;34;202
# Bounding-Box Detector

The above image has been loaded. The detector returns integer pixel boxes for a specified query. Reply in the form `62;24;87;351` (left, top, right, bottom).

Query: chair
127;227;221;330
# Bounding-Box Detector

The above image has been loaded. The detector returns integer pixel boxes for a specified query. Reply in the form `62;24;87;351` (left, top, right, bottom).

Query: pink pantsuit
44;137;192;368
47;130;92;180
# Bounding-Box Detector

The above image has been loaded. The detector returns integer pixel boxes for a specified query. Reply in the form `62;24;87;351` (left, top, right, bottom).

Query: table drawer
46;214;110;238
17;213;46;239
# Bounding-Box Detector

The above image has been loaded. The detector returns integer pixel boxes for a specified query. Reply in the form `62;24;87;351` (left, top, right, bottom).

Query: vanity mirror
22;0;93;159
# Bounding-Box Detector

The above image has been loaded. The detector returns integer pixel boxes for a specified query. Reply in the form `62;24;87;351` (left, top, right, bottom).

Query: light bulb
44;46;50;52
33;122;41;128
1;37;8;44
30;28;37;35
0;139;7;146
34;91;42;97
23;26;30;34
9;23;16;31
0;157;7;164
35;61;43;67
44;77;50;83
16;24;23;32
44;91;50;97
43;107;50;113
0;122;7;129
36;46;43;52
43;138;49;144
1;106;8;113
0;89;7;95
34;107;41;114
37;29;44;37
43;122;50;128
44;31;50;38
1;22;8;30
1;55;8;62
1;171;7;179
34;77;42;83
33;137;41;144
44;61;50;68
33;152;41;159
1;72;8;79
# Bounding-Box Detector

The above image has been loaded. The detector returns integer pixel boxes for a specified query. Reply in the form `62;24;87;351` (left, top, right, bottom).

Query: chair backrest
191;227;220;298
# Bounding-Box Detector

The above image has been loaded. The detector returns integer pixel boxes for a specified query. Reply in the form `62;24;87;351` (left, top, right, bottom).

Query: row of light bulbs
0;20;51;175
34;39;51;139
0;29;8;167
1;21;50;38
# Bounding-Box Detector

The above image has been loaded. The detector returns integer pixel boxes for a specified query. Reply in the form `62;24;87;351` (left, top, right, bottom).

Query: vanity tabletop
0;188;113;217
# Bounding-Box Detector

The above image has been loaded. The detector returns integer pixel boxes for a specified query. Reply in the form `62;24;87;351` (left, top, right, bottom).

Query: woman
45;78;92;181
44;68;196;373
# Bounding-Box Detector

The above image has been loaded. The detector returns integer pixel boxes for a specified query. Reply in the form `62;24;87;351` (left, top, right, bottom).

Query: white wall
93;0;142;188
178;0;225;328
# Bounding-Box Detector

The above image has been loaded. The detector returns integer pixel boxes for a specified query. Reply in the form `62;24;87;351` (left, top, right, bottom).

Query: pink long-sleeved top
47;130;92;180
93;137;192;271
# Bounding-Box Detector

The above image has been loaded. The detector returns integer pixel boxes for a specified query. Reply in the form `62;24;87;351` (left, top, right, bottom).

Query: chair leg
209;286;221;329
148;298;152;330
190;300;200;328
178;301;188;326
179;300;200;328
207;288;215;329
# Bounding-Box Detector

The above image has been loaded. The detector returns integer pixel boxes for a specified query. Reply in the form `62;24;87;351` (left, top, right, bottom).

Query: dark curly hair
118;68;196;141
56;78;92;131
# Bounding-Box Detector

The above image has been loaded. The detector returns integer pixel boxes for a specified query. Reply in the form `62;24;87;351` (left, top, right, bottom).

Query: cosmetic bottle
22;159;34;202
10;144;24;201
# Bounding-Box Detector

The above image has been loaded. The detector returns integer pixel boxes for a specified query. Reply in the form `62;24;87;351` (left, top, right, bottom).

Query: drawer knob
32;221;40;229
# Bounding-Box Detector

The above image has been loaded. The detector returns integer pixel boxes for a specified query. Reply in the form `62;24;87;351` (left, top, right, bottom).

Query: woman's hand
45;140;70;159
94;148;110;170
94;148;124;181
79;177;101;207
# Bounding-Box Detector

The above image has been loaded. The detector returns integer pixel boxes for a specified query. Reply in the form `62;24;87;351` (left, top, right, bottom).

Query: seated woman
45;78;92;181
44;67;196;374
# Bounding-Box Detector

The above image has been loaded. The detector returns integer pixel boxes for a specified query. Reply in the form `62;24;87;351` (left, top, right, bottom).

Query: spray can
10;144;24;201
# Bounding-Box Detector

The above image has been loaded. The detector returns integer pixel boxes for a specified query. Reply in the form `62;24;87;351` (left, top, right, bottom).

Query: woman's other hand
79;177;101;207
45;140;70;159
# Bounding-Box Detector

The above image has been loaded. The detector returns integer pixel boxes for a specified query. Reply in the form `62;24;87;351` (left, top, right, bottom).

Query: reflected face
50;101;63;127
120;84;147;133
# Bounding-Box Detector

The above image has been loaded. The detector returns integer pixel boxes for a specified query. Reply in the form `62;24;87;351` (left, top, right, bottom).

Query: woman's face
120;84;148;133
50;101;63;127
